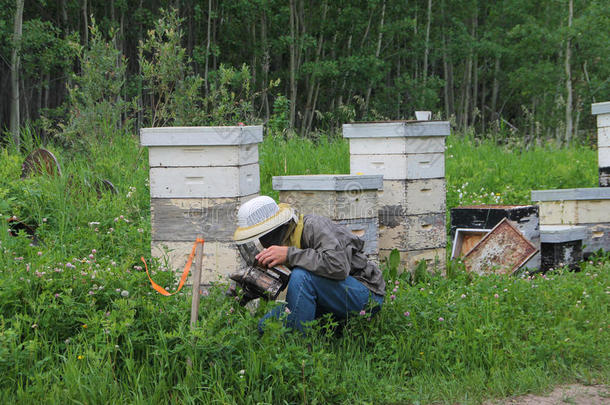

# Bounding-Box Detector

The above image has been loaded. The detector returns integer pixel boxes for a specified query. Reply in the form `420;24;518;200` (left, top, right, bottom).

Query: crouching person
232;196;385;333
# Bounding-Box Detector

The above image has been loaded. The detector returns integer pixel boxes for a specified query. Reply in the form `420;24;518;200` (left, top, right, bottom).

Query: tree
10;0;24;147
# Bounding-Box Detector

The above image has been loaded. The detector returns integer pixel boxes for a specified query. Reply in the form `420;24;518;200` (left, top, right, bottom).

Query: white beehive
273;174;383;257
532;187;610;255
592;102;610;187
141;126;263;283
343;120;450;273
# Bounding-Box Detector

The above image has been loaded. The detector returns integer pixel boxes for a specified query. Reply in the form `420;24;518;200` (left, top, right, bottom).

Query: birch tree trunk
423;0;432;84
10;0;24;147
204;0;212;97
289;0;297;129
364;0;385;115
564;0;573;144
82;0;89;48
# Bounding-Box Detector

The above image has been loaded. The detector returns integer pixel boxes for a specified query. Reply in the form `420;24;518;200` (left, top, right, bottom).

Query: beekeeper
233;195;385;333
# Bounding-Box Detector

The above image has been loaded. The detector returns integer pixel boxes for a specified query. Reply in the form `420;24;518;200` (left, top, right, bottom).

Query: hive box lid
343;121;450;138
272;174;383;191
592;102;610;115
531;187;610;201
540;225;587;243
140;126;263;146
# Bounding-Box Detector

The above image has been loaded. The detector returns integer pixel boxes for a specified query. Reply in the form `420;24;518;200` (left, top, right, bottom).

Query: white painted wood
539;199;610;225
598;127;610;148
597;113;610;128
150;164;260;198
343;121;450;138
272;174;383;191
279;189;378;220
140;125;263;146
148;144;258;167
532;187;610;201
539;201;577;225
599;147;610;167
540;225;587;243
350;153;444;180
378;179;446;215
584;223;610;254
152;240;243;284
591;101;610;115
349;136;445;155
378;213;446;250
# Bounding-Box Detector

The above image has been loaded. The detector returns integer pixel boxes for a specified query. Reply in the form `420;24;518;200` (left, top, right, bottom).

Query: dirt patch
484;384;609;405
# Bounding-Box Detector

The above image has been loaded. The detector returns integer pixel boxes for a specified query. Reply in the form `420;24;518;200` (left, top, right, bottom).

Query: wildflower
88;221;100;226
494;293;499;299
120;215;124;220
64;338;71;344
137;228;144;233
239;369;245;378
202;290;209;297
359;310;366;316
392;287;398;293
89;254;94;260
503;288;508;292
88;291;95;295
121;290;129;297
37;251;43;256
82;324;87;328
404;311;410;317
31;323;37;329
461;294;466;299
114;217;119;222
438;317;444;322
390;294;396;301
78;355;84;360
284;307;291;314
105;311;110;317
91;249;97;254
111;261;117;266
42;218;47;223
54;293;60;298
229;307;235;314
394;280;399;286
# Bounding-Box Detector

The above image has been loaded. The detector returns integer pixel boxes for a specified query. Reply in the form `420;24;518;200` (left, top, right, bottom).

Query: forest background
1;0;609;145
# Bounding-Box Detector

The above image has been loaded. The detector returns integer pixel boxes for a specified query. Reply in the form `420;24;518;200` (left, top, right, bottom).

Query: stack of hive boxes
592;101;610;187
140;126;262;284
531;187;610;257
272;174;383;261
343;121;449;272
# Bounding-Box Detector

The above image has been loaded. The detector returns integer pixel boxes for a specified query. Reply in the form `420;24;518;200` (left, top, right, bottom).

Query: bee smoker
229;240;291;303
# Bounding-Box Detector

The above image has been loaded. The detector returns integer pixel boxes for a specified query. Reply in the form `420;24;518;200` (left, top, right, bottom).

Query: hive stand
343;121;449;273
273;174;383;261
141;126;263;284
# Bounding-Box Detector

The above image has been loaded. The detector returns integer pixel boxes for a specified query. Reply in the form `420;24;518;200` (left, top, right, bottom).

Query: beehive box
450;205;541;270
532;187;610;256
343;120;450;273
593;101;610;187
539;225;586;271
273;174;383;256
141;126;263;283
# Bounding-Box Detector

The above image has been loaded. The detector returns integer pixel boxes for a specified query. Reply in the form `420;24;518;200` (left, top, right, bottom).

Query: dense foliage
1;1;609;142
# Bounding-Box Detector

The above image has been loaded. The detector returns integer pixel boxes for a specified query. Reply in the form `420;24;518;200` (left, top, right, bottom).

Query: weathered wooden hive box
272;174;382;259
343;120;449;272
532;187;610;257
140;126;263;283
450;205;541;270
592;101;610;187
539;225;586;271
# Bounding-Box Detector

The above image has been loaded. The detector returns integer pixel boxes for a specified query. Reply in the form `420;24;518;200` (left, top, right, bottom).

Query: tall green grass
0;132;607;404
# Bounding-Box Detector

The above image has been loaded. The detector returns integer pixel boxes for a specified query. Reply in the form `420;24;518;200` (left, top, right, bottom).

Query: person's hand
256;245;288;268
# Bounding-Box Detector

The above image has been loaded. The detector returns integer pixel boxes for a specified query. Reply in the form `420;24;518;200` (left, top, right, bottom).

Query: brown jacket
286;214;386;296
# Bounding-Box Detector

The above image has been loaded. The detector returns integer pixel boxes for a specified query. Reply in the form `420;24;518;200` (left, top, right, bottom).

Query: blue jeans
258;267;384;333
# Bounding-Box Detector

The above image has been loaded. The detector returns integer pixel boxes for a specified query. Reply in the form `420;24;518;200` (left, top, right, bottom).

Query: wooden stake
190;235;205;329
187;236;204;370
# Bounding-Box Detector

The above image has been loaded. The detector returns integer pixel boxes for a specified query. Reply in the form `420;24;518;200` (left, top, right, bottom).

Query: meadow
0;132;607;404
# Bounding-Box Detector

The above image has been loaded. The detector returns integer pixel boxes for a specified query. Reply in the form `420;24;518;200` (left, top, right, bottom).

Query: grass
0;131;607;403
